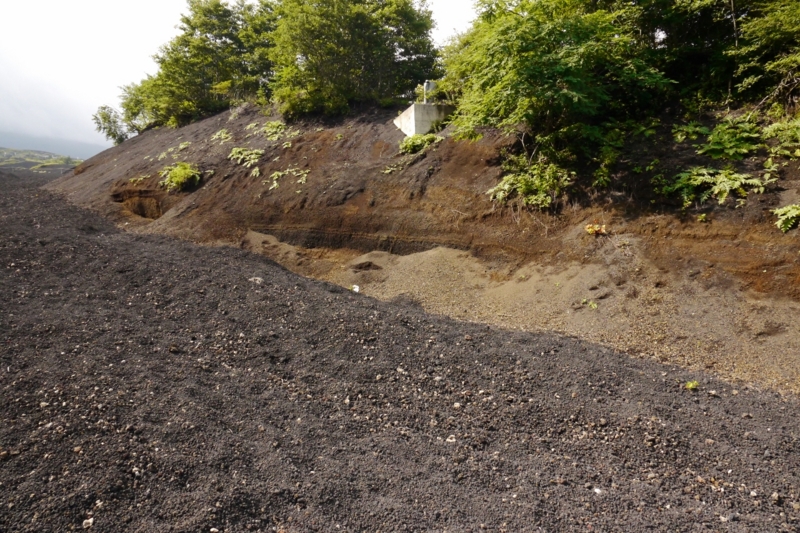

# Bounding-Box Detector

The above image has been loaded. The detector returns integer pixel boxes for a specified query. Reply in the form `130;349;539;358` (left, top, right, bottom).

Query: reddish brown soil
49;106;800;301
4;172;800;531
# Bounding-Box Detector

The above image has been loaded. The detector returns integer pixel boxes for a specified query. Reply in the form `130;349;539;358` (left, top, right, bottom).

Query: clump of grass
158;162;202;192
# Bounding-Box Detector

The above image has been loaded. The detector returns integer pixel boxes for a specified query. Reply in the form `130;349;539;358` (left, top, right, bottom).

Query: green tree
269;0;438;116
441;0;671;155
736;0;800;108
120;0;276;129
92;105;129;145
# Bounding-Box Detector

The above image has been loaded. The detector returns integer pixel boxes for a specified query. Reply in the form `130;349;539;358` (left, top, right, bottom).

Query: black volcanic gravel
2;172;800;532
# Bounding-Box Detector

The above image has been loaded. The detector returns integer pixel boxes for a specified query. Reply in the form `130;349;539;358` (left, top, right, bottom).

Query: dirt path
3;173;800;532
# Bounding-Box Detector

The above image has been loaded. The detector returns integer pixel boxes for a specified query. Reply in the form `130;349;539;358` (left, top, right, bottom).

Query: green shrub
228;147;264;168
773;204;800;232
158;162;202;192
657;167;774;208
488;154;574;209
696;118;763;160
399;134;443;155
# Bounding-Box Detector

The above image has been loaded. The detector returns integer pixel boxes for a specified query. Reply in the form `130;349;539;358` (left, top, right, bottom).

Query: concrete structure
393;103;455;137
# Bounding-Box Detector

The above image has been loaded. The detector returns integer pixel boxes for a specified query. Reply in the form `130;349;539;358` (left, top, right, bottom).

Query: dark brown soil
4;173;800;532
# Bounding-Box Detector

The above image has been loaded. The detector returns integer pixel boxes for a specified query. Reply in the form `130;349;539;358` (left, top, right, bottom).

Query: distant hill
0;147;82;174
0;131;108;160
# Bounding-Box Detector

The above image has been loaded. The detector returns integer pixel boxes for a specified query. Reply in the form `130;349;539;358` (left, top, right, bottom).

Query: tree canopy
270;0;438;115
96;0;800;150
119;0;277;131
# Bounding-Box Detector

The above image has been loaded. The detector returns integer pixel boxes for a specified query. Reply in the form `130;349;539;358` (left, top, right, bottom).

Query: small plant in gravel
685;380;700;391
129;175;149;185
773;204;800;232
581;299;599;309
382;163;403;174
211;129;233;144
399;134;442;155
696;118;763;160
264;166;309;190
158;162;202;192
228;148;264;168
656;167;774;209
585;223;608;236
178;141;192;151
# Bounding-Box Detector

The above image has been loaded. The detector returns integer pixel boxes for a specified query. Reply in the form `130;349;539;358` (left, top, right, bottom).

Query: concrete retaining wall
393;104;455;137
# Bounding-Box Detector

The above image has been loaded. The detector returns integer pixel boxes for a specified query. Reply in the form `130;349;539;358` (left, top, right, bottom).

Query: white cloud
429;0;476;45
0;0;186;144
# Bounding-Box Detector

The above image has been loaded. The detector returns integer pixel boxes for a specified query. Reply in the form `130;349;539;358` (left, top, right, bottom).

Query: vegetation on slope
93;0;800;229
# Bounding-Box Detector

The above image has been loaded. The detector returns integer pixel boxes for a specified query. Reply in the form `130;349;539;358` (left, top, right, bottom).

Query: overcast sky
0;1;475;153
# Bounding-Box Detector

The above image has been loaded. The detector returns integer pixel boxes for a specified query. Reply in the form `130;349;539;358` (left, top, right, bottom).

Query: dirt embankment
46;105;800;392
4;174;800;532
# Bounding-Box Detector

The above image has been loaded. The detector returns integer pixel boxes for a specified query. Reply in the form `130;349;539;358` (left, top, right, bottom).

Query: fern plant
228;147;264;168
211;129;233;144
773;205;800;232
158;162;202;192
762;119;800;159
697;118;763;160
262;121;286;141
658;167;774;208
672;122;710;143
488;154;574;209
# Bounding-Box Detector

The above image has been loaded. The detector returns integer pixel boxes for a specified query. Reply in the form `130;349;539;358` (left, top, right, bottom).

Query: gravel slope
2;173;800;532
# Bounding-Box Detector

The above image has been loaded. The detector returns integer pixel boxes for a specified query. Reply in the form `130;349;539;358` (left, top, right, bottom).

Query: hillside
47;104;800;393
0;146;81;176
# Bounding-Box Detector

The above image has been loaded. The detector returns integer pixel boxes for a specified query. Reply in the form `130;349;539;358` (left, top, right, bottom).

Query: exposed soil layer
4;173;800;532
46;105;800;300
44;107;800;393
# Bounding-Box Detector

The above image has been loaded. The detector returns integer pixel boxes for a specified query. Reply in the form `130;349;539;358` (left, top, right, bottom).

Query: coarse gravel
2;172;800;532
